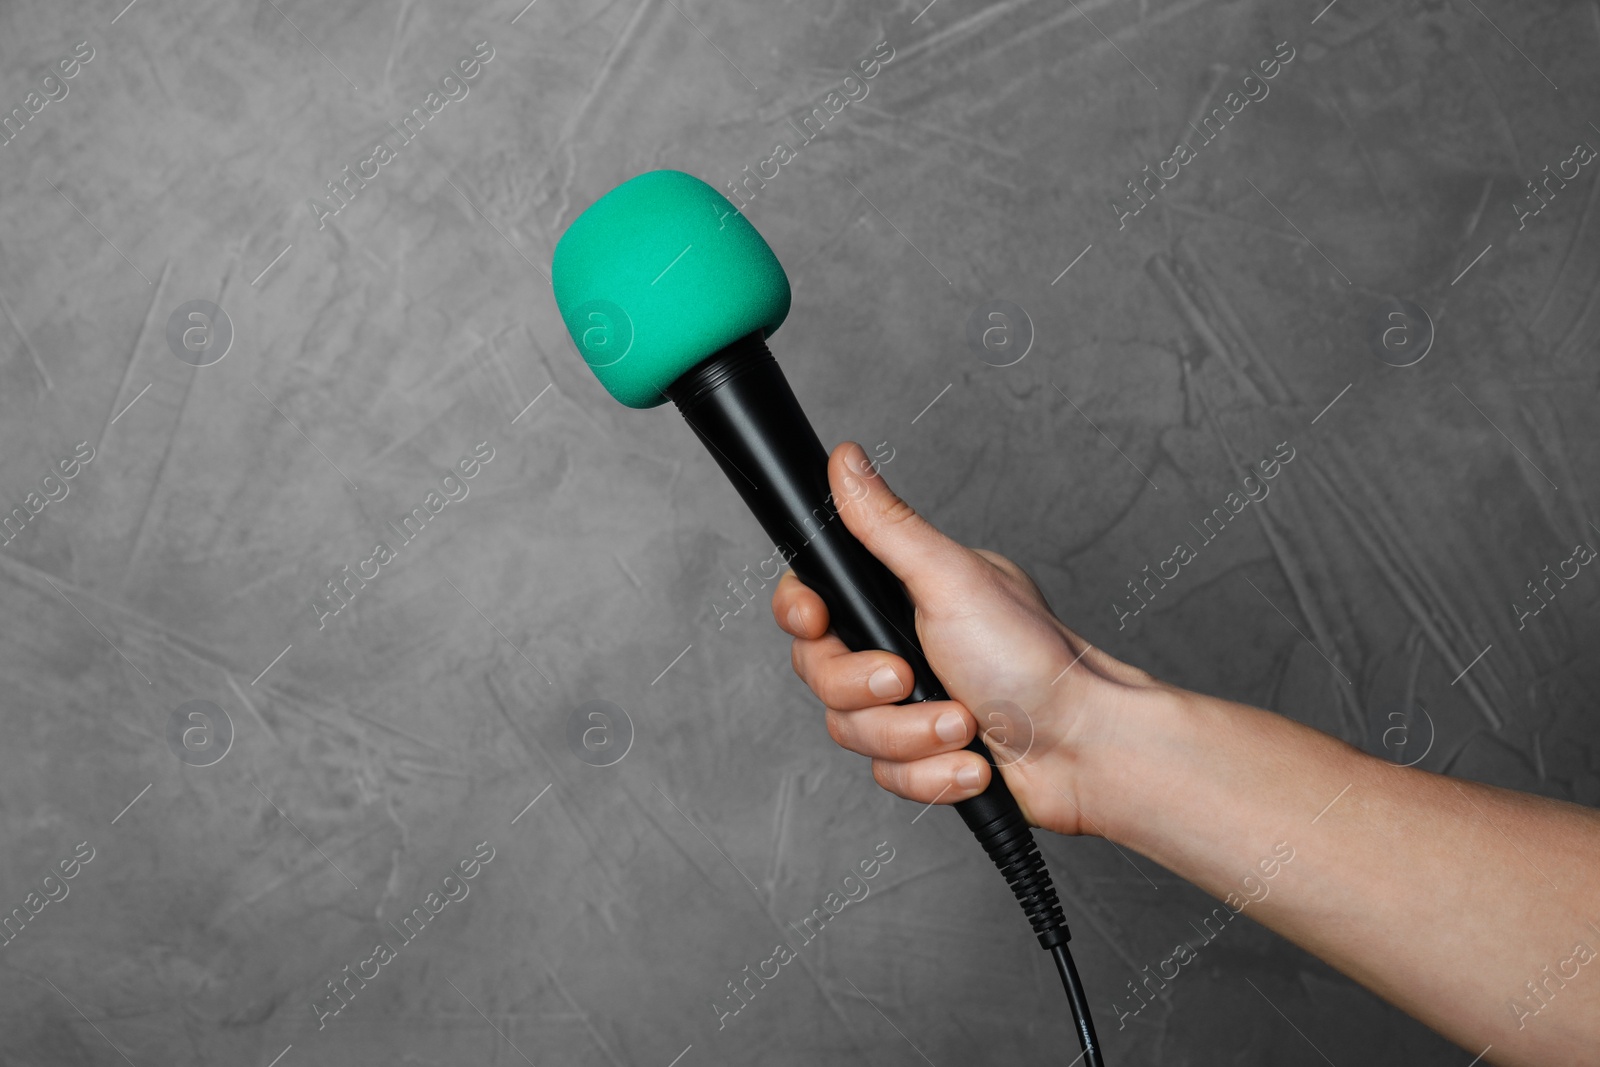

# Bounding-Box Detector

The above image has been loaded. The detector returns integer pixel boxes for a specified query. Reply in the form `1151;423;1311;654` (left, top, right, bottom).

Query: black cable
943;744;1105;1064
953;783;1107;1066
1052;943;1105;1066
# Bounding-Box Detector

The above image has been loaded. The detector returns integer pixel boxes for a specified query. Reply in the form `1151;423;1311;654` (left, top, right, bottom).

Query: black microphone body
663;331;1071;952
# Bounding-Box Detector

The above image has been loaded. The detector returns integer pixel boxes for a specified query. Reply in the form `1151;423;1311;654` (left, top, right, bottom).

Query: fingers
790;632;913;710
827;442;977;602
771;570;828;639
767;465;995;809
871;749;991;805
824;699;974;760
828;698;991;804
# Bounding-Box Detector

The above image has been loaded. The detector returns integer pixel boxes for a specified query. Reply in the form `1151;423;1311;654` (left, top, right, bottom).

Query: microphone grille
551;170;791;409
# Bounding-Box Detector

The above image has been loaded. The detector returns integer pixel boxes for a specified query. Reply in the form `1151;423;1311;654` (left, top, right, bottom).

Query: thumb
828;442;976;602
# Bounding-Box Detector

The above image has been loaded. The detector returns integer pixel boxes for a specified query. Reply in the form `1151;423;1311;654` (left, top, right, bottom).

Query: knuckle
974;547;1012;572
816;670;850;710
870;758;904;795
824;710;850;749
873;719;905;762
879;495;921;529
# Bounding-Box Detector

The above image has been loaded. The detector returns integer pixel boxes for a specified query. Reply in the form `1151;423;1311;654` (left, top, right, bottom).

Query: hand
771;441;1169;837
787;447;1600;1064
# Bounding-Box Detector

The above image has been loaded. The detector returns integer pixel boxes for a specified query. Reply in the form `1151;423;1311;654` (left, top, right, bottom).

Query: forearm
1077;686;1600;1065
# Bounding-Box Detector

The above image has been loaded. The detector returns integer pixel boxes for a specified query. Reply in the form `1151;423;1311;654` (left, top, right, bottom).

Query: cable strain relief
969;812;1072;950
1039;925;1071;950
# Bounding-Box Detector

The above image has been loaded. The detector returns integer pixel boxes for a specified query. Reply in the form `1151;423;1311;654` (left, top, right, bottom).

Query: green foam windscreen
551;170;791;408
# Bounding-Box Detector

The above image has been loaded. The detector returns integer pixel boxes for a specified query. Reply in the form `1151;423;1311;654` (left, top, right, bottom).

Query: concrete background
2;0;1597;1063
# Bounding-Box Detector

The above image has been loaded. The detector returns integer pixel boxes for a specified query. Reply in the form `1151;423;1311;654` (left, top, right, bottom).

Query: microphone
551;169;1102;1062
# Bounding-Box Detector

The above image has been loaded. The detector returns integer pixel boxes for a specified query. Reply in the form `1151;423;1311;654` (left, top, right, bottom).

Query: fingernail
787;605;804;632
935;710;966;743
868;666;903;699
841;473;862;500
956;762;983;789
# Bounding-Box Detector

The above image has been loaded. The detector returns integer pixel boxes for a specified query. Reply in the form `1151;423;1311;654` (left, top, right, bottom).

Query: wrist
1067;681;1212;847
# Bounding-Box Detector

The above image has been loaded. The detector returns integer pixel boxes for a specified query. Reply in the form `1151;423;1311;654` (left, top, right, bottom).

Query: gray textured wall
3;0;1596;1064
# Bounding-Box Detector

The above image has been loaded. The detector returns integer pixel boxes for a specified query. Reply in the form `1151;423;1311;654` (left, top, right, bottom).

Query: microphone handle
663;331;1070;950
